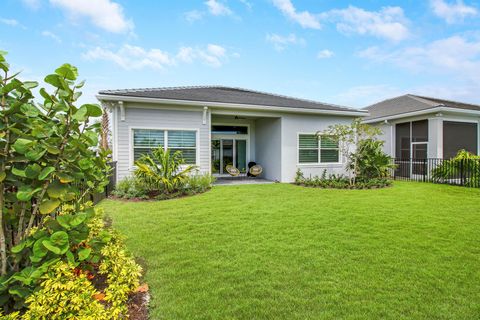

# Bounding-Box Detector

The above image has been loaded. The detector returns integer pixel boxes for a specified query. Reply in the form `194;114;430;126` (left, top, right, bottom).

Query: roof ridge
99;85;365;112
362;94;411;109
410;94;480;108
406;94;441;107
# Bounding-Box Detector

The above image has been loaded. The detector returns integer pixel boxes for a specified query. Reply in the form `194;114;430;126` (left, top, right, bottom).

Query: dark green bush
295;169;391;189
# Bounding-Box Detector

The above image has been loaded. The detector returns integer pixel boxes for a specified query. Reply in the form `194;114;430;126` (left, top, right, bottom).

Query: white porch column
428;115;443;159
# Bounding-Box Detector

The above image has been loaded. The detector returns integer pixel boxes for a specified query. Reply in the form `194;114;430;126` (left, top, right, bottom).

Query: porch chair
247;162;263;178
225;165;240;177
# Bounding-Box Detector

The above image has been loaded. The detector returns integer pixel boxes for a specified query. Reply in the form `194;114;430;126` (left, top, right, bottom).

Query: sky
1;0;480;109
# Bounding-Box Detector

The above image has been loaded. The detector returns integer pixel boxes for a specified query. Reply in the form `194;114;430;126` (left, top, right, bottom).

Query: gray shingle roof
98;86;366;113
363;94;480;121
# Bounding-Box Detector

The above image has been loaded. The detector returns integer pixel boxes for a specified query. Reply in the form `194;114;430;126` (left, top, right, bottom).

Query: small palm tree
134;147;197;193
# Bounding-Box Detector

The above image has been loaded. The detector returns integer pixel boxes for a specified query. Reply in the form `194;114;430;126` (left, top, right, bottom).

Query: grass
100;182;480;319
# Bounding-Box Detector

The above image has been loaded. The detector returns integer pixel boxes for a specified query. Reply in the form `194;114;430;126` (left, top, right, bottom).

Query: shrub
184;174;215;194
294;169;391;189
99;238;142;319
135;147;197;194
354;139;396;179
431;150;480;186
22;262;107;320
112;176;148;199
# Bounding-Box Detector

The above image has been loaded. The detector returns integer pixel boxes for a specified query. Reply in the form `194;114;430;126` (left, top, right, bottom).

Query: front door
211;138;247;174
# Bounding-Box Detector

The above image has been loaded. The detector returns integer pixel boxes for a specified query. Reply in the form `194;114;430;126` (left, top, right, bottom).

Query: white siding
116;103;210;181
280;114;353;182
255;118;282;181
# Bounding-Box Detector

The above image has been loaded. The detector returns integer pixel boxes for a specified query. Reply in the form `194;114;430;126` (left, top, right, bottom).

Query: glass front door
211;138;247;174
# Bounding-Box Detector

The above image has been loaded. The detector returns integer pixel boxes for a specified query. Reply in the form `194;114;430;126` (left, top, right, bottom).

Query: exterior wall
372;122;394;156
255;118;282;181
115;103;210;181
368;112;480;159
280;114;353;183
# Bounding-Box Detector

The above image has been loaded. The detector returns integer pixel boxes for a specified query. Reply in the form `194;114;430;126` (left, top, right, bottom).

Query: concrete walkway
214;177;274;186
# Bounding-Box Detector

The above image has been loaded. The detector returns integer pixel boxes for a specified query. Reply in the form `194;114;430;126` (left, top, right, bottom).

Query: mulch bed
127;290;149;320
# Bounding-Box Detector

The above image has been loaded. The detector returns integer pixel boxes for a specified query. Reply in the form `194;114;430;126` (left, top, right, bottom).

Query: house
364;94;480;160
96;86;367;183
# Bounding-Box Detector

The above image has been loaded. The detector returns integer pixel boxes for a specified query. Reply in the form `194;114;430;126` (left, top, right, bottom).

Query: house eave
363;106;480;124
96;94;369;117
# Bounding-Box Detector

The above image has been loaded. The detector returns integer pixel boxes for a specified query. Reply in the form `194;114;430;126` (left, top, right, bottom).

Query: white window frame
129;127;199;168
297;132;342;166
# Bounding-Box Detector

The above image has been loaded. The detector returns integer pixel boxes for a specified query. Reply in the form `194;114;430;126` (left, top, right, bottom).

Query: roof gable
364;94;480;121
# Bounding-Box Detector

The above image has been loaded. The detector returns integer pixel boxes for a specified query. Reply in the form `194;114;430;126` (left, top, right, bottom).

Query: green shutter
133;129;164;147
168;131;196;148
169;148;196;164
320;136;338;148
299;150;319;163
299;134;318;148
320;150;339;163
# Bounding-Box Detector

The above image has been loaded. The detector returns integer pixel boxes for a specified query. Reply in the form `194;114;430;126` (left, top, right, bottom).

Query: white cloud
41;30;61;42
0;18;20;26
317;49;334;59
49;0;134;34
326;6;409;42
335;84;404;108
358;35;480;84
177;44;228;67
266;33;305;51
205;0;232;16
239;0;252;10
184;10;204;23
271;0;321;29
83;45;173;70
84;44;230;70
430;0;477;23
21;0;41;10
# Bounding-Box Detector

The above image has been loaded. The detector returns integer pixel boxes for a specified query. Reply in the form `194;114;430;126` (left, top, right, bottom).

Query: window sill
297;163;343;168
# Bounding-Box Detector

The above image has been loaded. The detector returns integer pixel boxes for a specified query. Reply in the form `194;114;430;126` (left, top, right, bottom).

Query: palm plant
134;147;197;193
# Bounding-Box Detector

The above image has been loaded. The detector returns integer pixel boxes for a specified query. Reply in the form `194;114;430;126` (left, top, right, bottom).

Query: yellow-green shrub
99;239;142;319
22;262;107;320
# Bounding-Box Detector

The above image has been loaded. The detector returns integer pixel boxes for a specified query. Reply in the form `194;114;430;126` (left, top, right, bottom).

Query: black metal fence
391;158;480;188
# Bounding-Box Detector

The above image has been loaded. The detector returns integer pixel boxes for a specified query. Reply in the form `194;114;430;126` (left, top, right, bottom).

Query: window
298;134;340;164
133;129;197;164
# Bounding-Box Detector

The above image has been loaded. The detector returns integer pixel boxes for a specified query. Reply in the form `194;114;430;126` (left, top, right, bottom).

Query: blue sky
1;0;480;108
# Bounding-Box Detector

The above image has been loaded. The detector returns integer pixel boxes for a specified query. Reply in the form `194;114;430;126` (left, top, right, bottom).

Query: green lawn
100;182;480;319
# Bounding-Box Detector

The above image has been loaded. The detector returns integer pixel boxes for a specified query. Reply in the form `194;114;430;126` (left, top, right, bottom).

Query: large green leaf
17;186;41;201
11;242;25;254
55;63;78;80
77;247;91;261
25;163;42;179
38;167;55;180
47;180;67;198
70;213;87;227
85;104;102;117
39;199;61;214
12;138;33;154
56;215;71;229
56;172;74;183
44;74;66;89
72;105;88;121
12;167;27;178
32;238;48;259
25;148;46;161
42;231;69;255
0;172;5;182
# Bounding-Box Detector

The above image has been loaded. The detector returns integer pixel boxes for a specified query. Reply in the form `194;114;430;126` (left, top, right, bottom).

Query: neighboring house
96;86;367;183
364;95;480;160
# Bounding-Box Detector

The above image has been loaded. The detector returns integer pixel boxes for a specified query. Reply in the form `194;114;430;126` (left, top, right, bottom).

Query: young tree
0;51;110;275
317;118;382;185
